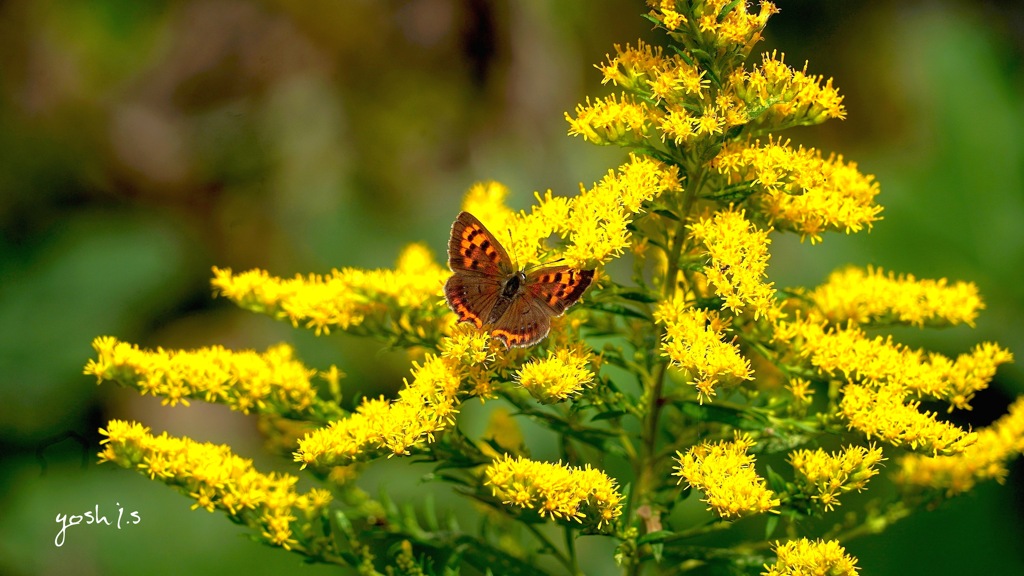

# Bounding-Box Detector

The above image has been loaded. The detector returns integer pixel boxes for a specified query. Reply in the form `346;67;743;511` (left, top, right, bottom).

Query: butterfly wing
524;267;595;315
445;273;502;328
447;212;514;276
445;212;514;327
490;296;553;348
490;267;595;348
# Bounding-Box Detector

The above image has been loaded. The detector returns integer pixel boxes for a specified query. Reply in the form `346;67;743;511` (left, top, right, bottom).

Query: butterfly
444;211;595;348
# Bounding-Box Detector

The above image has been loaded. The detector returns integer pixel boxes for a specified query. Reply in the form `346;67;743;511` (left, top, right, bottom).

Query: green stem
564;526;581;575
524;522;574;574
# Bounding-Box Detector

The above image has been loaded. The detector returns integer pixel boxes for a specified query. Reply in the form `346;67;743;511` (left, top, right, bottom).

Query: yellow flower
211;243;449;339
653;300;752;402
566;94;652;146
689;207;777;319
788;445;884;511
763;538;859;576
597;41;666;93
840;384;976;455
896;396;1024;496
712;138;881;243
83;336;339;421
739;51;847;128
674;433;780;518
484;455;623;530
295;348;478;468
460;181;515;232
809;266;984;327
453;159;677;271
776;318;1012;410
98;420;332;553
515;344;594;404
649;1;778;54
561;154;680;267
785;377;813;409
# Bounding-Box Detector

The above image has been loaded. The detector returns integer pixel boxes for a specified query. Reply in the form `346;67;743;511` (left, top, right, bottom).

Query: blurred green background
1;0;1022;574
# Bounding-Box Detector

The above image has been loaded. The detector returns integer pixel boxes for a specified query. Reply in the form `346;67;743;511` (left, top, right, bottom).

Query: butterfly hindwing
490;295;552;348
447;212;514;276
525;267;595;315
444;272;502;328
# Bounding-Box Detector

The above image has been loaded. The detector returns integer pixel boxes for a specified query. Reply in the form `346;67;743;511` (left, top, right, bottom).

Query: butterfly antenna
506;228;521;271
523;256;565;273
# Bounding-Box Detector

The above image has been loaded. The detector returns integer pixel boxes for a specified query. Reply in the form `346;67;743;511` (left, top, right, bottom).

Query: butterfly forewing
447;212;514;276
525;267;595;315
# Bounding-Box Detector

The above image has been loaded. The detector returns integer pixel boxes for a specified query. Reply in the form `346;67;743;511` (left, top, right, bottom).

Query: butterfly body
444;212;594;348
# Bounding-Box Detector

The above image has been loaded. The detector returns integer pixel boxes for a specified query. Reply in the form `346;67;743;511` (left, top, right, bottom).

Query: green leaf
701;181;758;202
589;409;629;422
638;529;675;545
585;302;652;320
653;208;680;221
717;0;743;22
764;464;788;494
615;289;660;303
764;513;781;540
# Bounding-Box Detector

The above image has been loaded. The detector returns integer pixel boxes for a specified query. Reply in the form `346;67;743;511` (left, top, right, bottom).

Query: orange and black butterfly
444;211;594;348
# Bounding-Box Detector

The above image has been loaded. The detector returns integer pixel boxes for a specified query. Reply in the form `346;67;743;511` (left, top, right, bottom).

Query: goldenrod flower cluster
99;420;334;554
689;207;777;318
515;344;594;404
295;352;465;467
484;455;623;530
212;243;450;341
455;155;679;270
789;445;884;511
674;434;780;518
809;266;983;327
84;336;340;421
778;317;1013;412
762;538;859;576
840;384;976;456
654;300;752;402
897;397;1024;496
713;138;881;242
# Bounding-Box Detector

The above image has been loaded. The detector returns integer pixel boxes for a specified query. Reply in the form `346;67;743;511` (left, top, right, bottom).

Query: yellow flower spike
674;433;780;519
99;420;331;554
440;324;493;366
840;384;976;455
653;300;752;403
515;344;595;404
211;243;449;339
566;94;652;147
778;318;1012;411
562;154;679;267
788;445;884;511
483;455;623;531
649;0;777;54
295;353;464;467
740;51;847;128
763;538;860;576
460;181;515;234
810;266;985;327
712;138;881;243
84;337;338;420
597;41;665;92
896;396;1024;496
689;207;778;319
